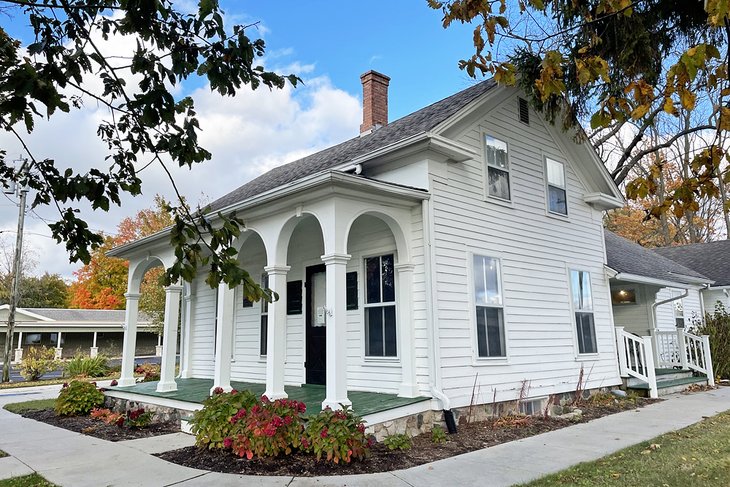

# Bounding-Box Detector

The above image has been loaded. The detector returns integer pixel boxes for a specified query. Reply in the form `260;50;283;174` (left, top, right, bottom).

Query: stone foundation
104;395;194;424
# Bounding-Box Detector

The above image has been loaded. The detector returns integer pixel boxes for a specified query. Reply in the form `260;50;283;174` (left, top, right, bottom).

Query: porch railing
615;326;658;398
654;328;715;387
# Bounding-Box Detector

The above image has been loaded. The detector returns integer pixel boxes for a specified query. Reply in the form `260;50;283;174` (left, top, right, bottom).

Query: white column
614;326;628;377
321;253;351;410
54;332;63;360
14;332;23;362
677;326;688;369
179;290;194;378
395;263;418;397
118;292;141;387
157;285;182;392
89;331;98;358
264;265;290;400
211;284;235;394
16;332;22;351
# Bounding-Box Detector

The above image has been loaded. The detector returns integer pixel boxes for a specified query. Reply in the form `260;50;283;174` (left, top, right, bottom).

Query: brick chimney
360;70;390;134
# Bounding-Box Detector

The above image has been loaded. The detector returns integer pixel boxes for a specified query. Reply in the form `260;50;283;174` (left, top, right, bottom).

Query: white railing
652;328;715;387
615;326;658;398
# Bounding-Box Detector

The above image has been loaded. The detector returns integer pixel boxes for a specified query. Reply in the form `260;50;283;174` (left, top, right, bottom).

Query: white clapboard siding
190;276;216;378
429;92;620;408
611;282;657;336
703;289;729;313
655;287;704;332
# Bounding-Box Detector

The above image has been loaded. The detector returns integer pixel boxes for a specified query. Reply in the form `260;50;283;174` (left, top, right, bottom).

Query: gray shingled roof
208;79;498;212
23;308;151;323
604;230;710;285
654;240;730;287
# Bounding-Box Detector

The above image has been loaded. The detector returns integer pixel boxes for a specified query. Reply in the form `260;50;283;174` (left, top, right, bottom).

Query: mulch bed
20;409;180;442
156;396;657;476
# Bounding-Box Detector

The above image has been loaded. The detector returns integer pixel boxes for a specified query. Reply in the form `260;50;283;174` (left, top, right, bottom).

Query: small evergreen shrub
383;433;412;451
65;354;109;378
55;381;105;416
228;396;306;459
302;406;372;463
19;346;58;381
431;424;447;444
693;303;730;380
190;389;258;449
134;363;160;382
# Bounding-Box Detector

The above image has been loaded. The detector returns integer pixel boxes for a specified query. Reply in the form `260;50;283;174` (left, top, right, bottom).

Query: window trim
469;251;510;364
568;267;599;357
259;273;269;357
672;290;685;328
362;252;399;360
483;133;513;203
544;156;568;217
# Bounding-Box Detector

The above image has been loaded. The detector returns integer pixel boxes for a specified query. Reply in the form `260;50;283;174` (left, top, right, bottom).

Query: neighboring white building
108;71;640;423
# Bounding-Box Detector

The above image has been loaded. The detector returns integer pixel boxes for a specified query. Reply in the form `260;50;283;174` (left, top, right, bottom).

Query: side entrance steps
625;368;708;397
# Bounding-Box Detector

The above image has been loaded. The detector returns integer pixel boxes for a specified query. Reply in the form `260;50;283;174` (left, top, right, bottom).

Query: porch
106;379;431;418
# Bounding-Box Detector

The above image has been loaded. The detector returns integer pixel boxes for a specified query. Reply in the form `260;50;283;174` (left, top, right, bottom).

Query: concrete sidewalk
0;385;728;487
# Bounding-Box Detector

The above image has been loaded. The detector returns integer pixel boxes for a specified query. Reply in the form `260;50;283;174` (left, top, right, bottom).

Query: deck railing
615;326;658;398
654;328;715;387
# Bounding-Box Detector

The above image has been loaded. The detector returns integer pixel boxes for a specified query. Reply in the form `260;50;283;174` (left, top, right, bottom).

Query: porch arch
344;209;410;264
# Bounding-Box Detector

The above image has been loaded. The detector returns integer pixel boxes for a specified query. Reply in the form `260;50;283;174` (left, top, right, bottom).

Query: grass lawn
3;399;55;415
524;410;730;486
0;375;119;391
0;474;56;487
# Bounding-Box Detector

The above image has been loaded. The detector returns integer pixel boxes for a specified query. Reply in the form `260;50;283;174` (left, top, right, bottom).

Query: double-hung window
473;255;506;358
364;254;396;357
485;136;510;201
546;157;567;215
260;273;269;356
570;270;597;354
673;292;685;328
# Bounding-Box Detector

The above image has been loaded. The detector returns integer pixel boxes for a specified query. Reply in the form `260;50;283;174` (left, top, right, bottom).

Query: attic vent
518;97;530;125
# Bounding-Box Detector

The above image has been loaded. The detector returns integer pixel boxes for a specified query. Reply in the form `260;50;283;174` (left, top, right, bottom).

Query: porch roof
109;379;430;418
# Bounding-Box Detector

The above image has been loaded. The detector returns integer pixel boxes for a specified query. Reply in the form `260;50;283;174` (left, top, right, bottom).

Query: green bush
302;405;372;463
431;424;447;444
229;397;306;459
55;380;105;416
64;354;109;378
189;388;258;450
383;433;412;451
692;303;730;380
19;346;58;381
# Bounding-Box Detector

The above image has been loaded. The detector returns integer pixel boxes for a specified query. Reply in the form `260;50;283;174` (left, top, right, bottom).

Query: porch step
625;368;694;388
627;374;708;397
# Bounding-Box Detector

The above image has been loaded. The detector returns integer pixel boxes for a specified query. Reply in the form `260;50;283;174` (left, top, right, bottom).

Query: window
260;273;269;356
611;287;637;305
485;136;510;201
570;270;597;354
473;255;506;357
364;254;396;357
546;157;567;215
346;272;358;310
674;292;685;328
287;280;302;315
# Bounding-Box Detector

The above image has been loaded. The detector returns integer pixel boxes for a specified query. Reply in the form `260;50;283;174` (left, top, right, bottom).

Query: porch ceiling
110;379;429;417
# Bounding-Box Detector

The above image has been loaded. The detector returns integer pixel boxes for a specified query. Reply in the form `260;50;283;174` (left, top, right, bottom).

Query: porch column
211;284;235;394
90;331;98;358
321;253;351;410
157;285;182;393
179;289;194;378
118;292;141;387
54;332;63;360
395;263;419;397
264;265;290;400
14;332;22;363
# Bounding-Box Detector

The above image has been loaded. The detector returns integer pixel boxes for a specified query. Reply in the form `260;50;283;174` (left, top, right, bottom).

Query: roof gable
654;240;730;287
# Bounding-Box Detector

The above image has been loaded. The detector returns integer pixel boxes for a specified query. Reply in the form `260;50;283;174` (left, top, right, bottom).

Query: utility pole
2;158;28;383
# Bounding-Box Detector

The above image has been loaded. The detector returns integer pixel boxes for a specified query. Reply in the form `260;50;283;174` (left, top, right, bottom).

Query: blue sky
0;1;488;278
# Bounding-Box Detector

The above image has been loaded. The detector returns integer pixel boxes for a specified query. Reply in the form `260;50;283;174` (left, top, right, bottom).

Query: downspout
652;288;690;328
422;193;457;433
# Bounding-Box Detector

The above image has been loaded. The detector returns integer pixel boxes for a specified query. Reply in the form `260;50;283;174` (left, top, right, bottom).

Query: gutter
611;271;710;290
651;289;689;333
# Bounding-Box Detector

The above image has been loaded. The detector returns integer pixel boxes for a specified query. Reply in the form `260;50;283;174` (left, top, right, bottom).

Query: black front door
305;264;327;385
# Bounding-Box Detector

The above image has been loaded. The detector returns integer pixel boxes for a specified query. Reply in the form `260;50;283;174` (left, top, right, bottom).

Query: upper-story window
473;255;506;358
485;135;510;201
570;269;597;354
546;157;567;215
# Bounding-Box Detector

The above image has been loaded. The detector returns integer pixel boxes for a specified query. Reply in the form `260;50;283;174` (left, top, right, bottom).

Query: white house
108;71;680;429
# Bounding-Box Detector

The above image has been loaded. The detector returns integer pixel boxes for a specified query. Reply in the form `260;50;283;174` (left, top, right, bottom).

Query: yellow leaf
662;97;676;115
630;104;650;120
679;89;696;110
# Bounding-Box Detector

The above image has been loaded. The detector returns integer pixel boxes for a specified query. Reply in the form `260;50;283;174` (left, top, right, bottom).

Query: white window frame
569;268;598;357
673;291;685;328
544;156;568;217
483;134;512;203
259;272;269;357
470;253;509;362
363;253;398;359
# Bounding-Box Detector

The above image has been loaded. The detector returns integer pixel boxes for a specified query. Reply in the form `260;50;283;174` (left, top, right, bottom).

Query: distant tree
0;273;69;308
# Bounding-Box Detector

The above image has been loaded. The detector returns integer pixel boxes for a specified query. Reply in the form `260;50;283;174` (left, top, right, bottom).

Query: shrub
123;408;153;428
302;405;371;463
190;389;258;449
692;304;730;380
19;346;58;381
431;424;447;444
90;408;123;425
383;433;412;451
134;363;160;382
65;354;109;378
55;381;105;416
229;396;306;459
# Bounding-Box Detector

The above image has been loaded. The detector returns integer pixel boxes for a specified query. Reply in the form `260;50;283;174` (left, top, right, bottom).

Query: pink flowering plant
190;389;258;450
302;405;372;464
228;396;306;459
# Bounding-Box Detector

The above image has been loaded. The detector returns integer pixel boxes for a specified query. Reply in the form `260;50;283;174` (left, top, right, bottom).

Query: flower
62;382;68;388
320;427;328;438
357;424;365;433
212;386;224;395
261;394;269;403
223;437;233;448
110;379;118;387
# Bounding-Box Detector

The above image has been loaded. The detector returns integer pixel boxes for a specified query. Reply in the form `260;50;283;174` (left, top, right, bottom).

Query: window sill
485;196;514;209
575;353;600;362
546;210;569;221
473;356;509;366
363;357;400;366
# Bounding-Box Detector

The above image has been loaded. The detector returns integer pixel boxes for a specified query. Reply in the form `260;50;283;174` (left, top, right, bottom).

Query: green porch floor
111;378;429;417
